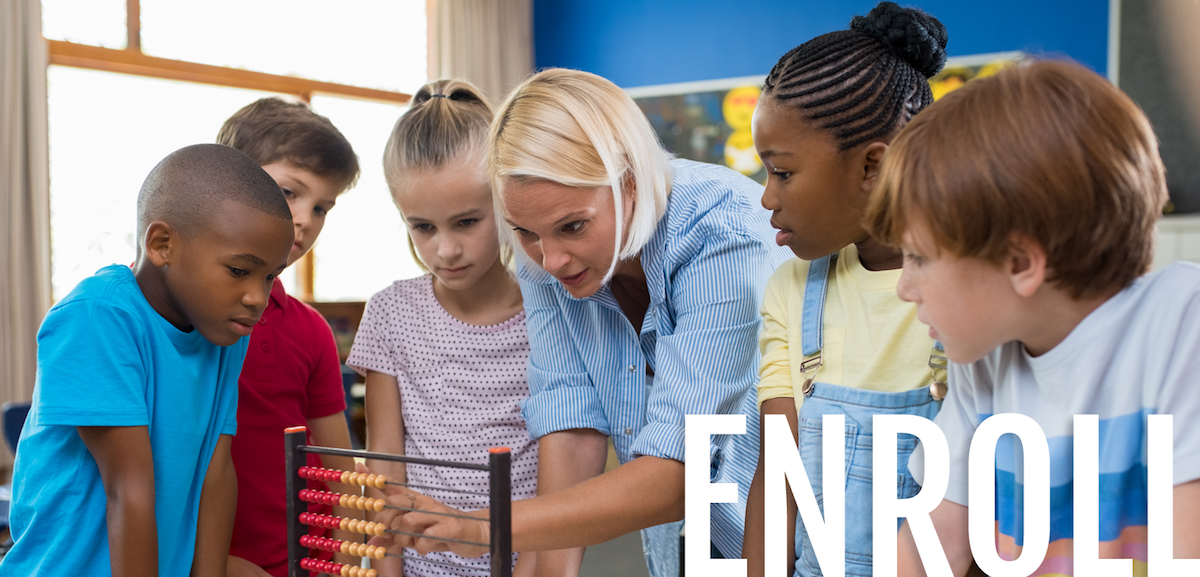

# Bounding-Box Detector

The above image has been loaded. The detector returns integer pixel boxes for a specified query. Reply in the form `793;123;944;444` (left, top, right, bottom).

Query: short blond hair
383;79;494;272
488;68;673;279
866;59;1167;299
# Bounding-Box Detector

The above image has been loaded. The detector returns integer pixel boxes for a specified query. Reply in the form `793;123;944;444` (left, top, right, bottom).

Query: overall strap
800;254;836;357
798;253;836;390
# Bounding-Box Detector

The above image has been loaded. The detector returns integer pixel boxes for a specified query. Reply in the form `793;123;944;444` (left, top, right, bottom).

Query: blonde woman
371;69;791;577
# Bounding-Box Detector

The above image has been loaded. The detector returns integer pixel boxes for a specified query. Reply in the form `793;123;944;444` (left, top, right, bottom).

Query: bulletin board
627;52;1026;184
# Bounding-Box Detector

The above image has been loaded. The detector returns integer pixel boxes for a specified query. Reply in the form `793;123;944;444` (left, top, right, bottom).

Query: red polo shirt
229;279;347;576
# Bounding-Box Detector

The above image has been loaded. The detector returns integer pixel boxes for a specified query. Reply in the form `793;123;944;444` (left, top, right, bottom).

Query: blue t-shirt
1;265;244;577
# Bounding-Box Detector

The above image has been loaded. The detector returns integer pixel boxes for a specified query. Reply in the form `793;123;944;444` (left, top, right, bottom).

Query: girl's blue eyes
413;219;478;232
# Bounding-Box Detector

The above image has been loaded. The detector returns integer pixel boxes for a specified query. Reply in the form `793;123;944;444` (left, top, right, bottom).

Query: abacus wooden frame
283;427;513;577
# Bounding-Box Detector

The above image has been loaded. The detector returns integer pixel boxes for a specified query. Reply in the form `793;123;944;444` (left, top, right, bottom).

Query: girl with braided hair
743;3;952;576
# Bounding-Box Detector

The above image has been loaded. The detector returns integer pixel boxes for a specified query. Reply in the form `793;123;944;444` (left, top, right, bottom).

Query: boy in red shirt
217;97;362;577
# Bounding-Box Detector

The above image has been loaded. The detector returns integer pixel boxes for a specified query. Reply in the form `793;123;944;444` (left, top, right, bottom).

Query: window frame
45;0;413;301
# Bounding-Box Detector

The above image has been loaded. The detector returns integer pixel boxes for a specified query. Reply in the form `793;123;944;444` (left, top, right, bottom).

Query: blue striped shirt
517;159;793;568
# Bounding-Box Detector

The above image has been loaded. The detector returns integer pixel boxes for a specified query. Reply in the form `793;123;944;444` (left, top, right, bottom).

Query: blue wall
534;0;1110;88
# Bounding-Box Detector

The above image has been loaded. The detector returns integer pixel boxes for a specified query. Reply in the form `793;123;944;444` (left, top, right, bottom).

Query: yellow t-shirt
758;244;946;413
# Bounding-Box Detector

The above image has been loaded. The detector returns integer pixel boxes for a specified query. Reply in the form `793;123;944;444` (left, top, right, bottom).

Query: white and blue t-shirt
2;264;244;576
912;262;1200;575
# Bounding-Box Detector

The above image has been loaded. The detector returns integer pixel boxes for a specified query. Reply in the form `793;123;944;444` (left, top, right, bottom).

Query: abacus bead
362;474;376;487
298;512;309;524
298;466;310;479
372;498;384;512
348;568;361;577
340;567;351;577
348;496;361;509
365;569;378;577
337;471;349;484
333;494;344;507
374;522;386;536
376;476;388;489
326;493;339;506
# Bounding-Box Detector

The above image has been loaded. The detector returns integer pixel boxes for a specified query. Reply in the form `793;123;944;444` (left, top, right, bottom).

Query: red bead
300;558;313;569
299;535;310;547
298;466;311;479
323;469;337;482
299;512;310;524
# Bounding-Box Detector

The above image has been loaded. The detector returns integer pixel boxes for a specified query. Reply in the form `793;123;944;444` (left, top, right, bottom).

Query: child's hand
367;491;491;558
226;555;272;577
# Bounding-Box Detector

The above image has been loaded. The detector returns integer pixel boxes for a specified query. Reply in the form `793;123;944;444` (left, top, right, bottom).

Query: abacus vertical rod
285;426;309;577
488;447;512;577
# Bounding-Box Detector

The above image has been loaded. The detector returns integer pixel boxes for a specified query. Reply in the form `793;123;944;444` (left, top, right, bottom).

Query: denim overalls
792;253;946;577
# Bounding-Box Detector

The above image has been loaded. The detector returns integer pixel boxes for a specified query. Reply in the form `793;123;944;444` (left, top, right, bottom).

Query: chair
1;402;30;455
0;401;30;545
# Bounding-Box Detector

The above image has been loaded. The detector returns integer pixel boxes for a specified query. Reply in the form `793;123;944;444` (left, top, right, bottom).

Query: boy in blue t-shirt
866;61;1200;575
1;144;295;577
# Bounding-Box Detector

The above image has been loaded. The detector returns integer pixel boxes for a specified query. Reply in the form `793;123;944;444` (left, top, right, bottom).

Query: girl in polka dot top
346;79;538;577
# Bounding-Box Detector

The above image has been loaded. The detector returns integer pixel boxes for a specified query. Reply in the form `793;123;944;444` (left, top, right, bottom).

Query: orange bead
365;569;378;577
346;568;359;577
340;567;351;577
339;518;350;531
372;499;384;512
339;542;351;555
336;494;347;508
374;475;387;489
340;471;351;484
372;546;386;560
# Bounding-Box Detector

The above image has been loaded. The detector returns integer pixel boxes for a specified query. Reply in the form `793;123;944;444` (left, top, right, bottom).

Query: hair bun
850;2;948;78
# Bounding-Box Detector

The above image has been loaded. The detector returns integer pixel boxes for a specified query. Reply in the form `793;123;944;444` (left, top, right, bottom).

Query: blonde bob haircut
488;68;674;280
383;78;499;272
866;59;1167;299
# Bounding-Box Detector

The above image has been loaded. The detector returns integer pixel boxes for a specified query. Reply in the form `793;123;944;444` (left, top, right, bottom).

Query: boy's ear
142;221;176;268
1006;233;1047;298
860;141;889;193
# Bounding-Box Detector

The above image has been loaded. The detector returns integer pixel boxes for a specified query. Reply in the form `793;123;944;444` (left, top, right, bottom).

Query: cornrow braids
764;2;947;151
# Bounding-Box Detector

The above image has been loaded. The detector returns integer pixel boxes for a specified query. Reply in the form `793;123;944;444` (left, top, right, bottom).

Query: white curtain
0;0;52;465
428;0;534;105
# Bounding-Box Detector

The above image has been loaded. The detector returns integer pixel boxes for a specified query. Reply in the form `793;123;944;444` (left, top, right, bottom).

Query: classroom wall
533;0;1110;88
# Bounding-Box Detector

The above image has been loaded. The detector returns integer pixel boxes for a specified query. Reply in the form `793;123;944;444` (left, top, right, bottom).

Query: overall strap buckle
800;355;823;396
928;349;948;400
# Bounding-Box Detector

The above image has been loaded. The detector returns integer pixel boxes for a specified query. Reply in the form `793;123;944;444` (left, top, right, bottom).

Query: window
44;0;426;302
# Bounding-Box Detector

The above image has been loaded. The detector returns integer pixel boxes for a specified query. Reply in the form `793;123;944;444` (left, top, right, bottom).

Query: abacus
284;426;512;577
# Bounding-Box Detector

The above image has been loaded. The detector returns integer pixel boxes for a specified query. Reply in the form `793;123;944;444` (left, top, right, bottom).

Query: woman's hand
368;490;491;558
